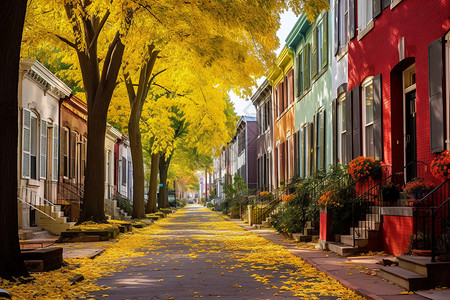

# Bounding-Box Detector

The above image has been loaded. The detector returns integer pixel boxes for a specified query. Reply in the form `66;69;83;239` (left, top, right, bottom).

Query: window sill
276;103;295;121
357;20;374;41
391;0;402;10
296;66;328;103
337;46;348;62
26;179;40;187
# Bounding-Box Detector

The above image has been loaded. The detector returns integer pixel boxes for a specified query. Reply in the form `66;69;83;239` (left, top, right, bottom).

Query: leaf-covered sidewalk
1;206;364;299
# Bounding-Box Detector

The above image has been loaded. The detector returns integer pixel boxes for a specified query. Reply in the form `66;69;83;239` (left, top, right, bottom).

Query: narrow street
91;206;362;300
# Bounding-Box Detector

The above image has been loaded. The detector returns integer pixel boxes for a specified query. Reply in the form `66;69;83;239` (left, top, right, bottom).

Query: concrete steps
380;255;450;290
328;207;381;256
327;242;360;256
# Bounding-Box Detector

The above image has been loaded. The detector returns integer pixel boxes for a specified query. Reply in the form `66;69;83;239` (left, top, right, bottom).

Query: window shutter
373;74;383;160
428;37;445;153
22;109;31;178
332;98;338;165
352;86;361;158
289;70;294;105
349;0;356;40
308;122;314;175
52;127;58;181
70;131;76;179
297;54;302;97
40;120;47;179
300;127;305;178
319;109;326;170
334;0;340;55
373;0;382;18
322;12;328;69
311;27;318;78
345;91;353;164
313;114;318;173
383;0;391;9
122;157;127;185
303;44;310;89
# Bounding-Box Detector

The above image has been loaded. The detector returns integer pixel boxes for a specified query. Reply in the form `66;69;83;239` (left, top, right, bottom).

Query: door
405;90;417;181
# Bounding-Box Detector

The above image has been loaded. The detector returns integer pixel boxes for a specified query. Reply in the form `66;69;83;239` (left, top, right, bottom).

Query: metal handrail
431;197;450;262
17;187;56;220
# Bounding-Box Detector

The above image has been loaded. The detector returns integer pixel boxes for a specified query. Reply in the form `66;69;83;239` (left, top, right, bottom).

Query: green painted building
286;11;332;178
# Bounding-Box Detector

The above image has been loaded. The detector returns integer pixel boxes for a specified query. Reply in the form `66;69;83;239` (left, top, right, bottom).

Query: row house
287;10;332;178
252;80;274;192
212;116;257;199
268;47;296;188
342;0;450;255
18;58;72;230
244;0;450;260
18;58;134;234
236;116;258;190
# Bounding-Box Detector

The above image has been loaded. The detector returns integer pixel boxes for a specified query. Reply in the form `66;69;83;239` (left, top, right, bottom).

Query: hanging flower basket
348;156;382;181
431;150;450;181
403;178;434;199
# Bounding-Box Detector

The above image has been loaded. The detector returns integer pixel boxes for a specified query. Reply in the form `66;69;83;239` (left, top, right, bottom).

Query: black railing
254;187;285;225
413;179;450;261
45;180;83;222
105;184;133;216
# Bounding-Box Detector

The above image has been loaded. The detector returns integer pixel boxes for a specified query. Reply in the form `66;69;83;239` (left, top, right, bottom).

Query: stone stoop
328;207;382;256
21;247;63;272
19;227;59;249
380;255;450;291
37;204;75;235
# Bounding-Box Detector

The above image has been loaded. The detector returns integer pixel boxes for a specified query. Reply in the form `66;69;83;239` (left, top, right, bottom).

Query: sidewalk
231;219;450;300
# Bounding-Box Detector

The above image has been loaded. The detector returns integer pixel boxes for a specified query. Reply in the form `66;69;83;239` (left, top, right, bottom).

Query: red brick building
345;0;450;255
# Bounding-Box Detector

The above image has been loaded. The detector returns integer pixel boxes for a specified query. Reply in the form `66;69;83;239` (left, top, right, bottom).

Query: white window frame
22;109;31;179
40;120;47;179
357;0;374;38
317;21;323;71
362;76;375;157
338;93;346;163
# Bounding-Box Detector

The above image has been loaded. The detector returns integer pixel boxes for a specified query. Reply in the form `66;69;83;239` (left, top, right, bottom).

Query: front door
405;90;417;181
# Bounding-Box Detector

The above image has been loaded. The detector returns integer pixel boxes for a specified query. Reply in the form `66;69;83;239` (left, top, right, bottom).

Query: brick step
21;247;63;272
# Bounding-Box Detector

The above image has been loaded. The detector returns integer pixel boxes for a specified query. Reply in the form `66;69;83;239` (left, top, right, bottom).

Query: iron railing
45;180;83;222
18;187;56;220
254;188;285;225
413;179;450;261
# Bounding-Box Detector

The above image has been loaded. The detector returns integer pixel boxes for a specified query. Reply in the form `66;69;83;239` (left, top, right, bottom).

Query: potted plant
403;178;434;200
381;181;400;204
431;150;450;181
348;156;382;181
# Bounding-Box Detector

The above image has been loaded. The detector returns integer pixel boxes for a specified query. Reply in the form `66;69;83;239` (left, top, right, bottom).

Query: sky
229;10;298;117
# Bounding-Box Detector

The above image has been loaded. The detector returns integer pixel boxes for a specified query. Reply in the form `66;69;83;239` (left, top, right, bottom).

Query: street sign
159;183;163;187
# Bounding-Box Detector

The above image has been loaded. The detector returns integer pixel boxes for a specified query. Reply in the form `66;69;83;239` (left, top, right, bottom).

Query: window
358;0;373;32
52;126;58;181
362;77;375;157
317;22;323;71
122;156;127;185
285;77;289;107
338;93;347;163
340;0;349;48
61;127;69;178
81;136;87;180
22;109;38;179
286;132;291;181
40;120;47;179
70;131;77;179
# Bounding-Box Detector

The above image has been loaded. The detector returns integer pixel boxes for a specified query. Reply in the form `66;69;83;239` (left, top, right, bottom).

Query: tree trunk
158;153;170;208
146;152;159;213
79;107;108;223
205;169;208;203
0;0;30;280
129;112;145;219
